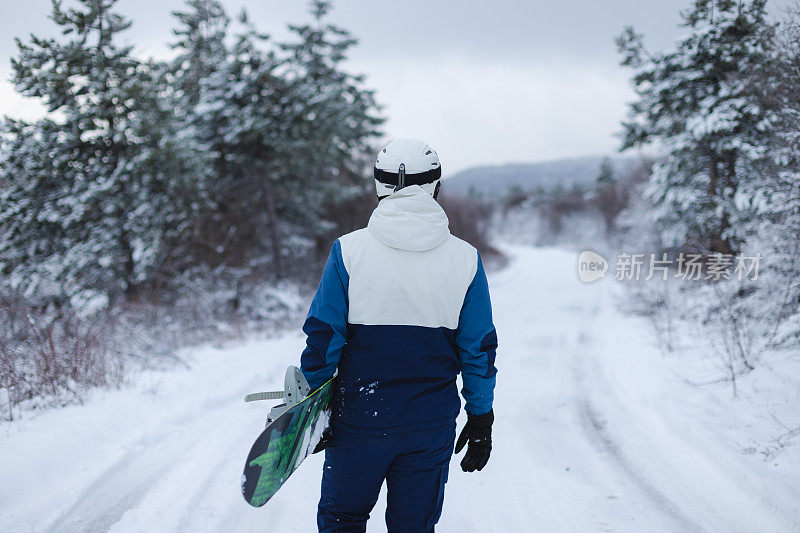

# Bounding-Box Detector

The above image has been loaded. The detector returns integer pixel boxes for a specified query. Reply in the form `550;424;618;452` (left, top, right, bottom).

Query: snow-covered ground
1;245;798;532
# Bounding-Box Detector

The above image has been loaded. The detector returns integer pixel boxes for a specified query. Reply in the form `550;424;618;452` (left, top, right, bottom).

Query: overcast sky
0;0;792;173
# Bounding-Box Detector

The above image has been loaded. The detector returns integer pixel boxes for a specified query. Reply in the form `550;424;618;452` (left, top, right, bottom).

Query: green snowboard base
241;374;334;507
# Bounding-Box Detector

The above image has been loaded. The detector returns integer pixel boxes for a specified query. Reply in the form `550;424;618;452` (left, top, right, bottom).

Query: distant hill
443;155;638;197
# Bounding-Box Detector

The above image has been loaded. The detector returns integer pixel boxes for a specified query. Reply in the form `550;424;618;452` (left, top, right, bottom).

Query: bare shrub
0;337;23;421
438;193;496;259
538;187;590;236
620;277;679;355
0;298;124;421
706;284;758;397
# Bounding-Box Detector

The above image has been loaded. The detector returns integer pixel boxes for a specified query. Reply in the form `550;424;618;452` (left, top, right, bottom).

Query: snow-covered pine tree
617;0;780;254
170;3;305;278
596;156;615;187
594;156;628;236
167;0;237;270
1;0;197;304
279;0;383;255
741;7;800;347
170;0;230;113
207;9;289;274
0;118;77;304
164;0;383;280
130;59;210;285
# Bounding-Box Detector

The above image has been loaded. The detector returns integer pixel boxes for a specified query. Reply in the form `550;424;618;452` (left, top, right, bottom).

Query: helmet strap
395;163;406;192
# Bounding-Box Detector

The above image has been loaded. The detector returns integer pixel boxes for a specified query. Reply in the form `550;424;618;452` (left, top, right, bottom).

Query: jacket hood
367;185;450;252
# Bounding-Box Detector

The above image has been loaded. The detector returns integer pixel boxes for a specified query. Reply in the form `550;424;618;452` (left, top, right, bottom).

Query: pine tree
596;157;614;187
279;0;383;253
617;0;780;254
207;9;289;273
165;0;383;280
0;118;78;303
170;0;230;111
1;0;384;304
168;0;237;270
1;0;197;303
594;156;627;235
742;7;800;347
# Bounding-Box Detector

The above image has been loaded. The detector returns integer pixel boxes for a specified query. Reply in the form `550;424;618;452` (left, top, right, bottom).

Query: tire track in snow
577;398;705;533
570;284;704;533
47;371;272;532
47;440;174;533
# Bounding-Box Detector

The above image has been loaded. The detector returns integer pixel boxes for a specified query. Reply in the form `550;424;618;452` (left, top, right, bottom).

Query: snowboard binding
245;366;311;426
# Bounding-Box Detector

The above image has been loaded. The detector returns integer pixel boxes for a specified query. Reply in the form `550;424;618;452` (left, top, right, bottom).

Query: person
299;138;498;533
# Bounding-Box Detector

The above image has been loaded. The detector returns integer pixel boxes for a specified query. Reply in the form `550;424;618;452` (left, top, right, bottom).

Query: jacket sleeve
300;239;349;391
455;253;498;416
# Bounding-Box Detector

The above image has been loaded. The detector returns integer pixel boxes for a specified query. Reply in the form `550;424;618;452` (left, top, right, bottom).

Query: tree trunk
121;227;138;300
707;155;735;254
264;179;283;279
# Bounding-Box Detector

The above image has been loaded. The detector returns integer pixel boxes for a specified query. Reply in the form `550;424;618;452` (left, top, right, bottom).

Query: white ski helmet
374;139;442;199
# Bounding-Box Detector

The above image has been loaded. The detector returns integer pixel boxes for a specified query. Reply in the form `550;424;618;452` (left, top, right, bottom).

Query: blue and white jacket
299;185;497;433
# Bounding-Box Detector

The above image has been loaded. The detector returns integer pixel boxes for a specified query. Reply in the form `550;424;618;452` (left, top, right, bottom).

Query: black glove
454;409;493;472
312;426;333;454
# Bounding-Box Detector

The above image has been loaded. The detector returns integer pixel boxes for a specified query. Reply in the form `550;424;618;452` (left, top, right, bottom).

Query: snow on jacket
299;185;497;432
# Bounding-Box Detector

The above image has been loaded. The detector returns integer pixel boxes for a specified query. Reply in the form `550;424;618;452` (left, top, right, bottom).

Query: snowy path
1;246;797;532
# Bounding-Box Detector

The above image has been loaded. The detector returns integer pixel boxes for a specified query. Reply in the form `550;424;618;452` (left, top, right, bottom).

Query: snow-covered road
1;246;797;532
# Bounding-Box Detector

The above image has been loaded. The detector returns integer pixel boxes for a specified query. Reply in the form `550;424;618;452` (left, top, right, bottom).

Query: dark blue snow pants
317;422;456;533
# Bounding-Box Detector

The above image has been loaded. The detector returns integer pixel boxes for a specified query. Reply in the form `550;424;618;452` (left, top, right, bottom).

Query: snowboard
241;367;334;507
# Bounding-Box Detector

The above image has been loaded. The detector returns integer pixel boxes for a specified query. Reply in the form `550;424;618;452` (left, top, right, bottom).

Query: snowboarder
299;138;497;532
